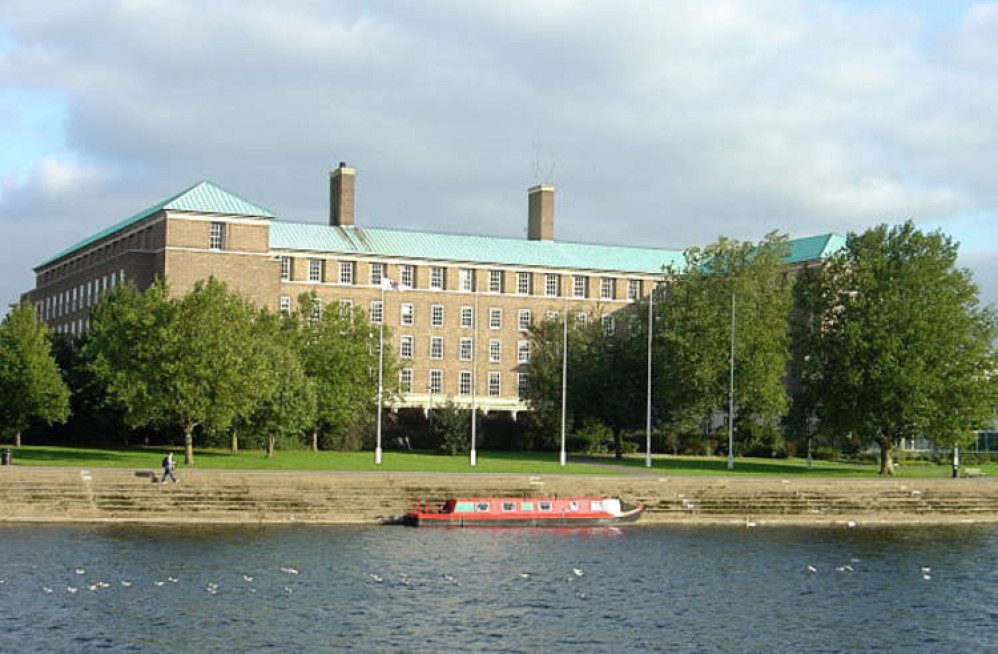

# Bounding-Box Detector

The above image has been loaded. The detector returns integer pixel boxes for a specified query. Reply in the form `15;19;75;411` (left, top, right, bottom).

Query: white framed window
400;335;414;359
488;371;501;397
430;336;444;360
429;369;443;394
576;312;588;326
280;256;292;281
459;371;473;395
400;264;415;288
489;339;501;363
517;271;532;295
600;277;616;300
430;304;444;328
518;309;532;331
279;296;291;314
209;222;225;250
370;300;383;324
602;314;615;335
460;306;474;329
489;308;502;330
430;266;445;290
546;310;559;322
459;337;473;361
340;261;355;285
370;262;385;286
400;369;413;394
489;269;503;293
545;273;560;297
400;303;414;326
573;275;588;298
309;259;323;283
339;299;354;312
627;279;642;301
517;340;531;364
459;268;476;292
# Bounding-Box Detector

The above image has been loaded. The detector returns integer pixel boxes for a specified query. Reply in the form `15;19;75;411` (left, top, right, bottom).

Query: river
0;523;995;652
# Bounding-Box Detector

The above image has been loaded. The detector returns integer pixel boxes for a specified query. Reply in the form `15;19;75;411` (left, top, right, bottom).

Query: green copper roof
36;181;274;269
270;222;688;274
788;233;846;262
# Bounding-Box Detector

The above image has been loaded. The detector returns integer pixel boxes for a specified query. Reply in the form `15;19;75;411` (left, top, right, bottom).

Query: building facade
23;164;844;416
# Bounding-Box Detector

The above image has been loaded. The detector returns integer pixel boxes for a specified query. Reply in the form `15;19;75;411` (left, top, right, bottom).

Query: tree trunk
230;432;238;454
877;434;894;475
266;436;275;459
184;424;195;466
311;429;318;452
613;428;623;460
14;431;21;448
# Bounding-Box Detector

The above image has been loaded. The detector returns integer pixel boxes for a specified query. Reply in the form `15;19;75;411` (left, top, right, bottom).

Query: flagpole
376;280;385;465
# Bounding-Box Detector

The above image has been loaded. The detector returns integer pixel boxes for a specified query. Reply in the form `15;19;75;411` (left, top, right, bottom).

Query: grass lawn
5;445;619;475
582;453;998;479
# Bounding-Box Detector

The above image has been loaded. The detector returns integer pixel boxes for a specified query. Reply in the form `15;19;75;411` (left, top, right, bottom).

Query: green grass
5;445;618;475
581;453;998;478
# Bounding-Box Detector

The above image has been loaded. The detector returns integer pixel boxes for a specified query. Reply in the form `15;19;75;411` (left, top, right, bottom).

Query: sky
2;0;997;312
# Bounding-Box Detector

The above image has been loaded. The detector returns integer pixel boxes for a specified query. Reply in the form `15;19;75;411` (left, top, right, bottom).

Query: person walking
161;452;178;484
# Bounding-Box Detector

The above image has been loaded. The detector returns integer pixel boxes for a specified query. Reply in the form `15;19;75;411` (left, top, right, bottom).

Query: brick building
23;164;844;416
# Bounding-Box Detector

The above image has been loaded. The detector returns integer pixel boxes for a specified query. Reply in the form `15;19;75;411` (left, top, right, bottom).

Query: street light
645;281;655;468
375;276;397;465
470;280;480;467
728;290;735;470
560;293;568;467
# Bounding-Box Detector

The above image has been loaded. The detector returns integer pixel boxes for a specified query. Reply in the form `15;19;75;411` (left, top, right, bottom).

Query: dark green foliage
568;418;614;454
432;401;474;455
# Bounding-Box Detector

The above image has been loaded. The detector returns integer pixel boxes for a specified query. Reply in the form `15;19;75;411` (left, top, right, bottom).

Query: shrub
567;419;614;454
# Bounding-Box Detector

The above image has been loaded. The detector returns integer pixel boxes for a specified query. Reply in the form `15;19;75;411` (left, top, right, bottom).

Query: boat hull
408;507;643;528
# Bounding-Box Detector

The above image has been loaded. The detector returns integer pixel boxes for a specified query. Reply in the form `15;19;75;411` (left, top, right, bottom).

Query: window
489;308;502;330
339;299;354;312
627;279;642;301
517;271;532;295
430;336;444;360
517;340;531;364
310;298;323;322
400;303;414;326
538;501;553;512
573;275;588;298
519;501;534;511
370;263;385;286
430;304;444;328
370;300;383;324
309;259;323;283
576;312;588;326
399;369;413;394
460;306;474;329
502;501;516;512
545;273;560;297
517;372;529;397
280;256;292;281
518;309;532;331
340;261;355;285
600;277;616;300
279;296;291;314
489;269;503;293
400;335;414;359
459;337;473;361
429;369;443;394
489;339;501;363
488;371;501;397
547;310;559;322
209;222;225;250
475;501;490;512
602;314;615;335
400;264;415;288
459;371;472;395
430;266;445;290
459;268;476;292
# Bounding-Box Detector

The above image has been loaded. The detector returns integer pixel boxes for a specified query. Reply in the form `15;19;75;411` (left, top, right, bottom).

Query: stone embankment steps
1;468;997;525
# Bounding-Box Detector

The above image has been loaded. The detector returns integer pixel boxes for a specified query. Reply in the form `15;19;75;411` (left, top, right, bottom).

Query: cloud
1;0;998;310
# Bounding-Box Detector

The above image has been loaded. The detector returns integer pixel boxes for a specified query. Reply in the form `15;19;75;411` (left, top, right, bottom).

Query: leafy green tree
432;401;474;455
0;302;70;446
792;222;998;474
85;278;273;465
296;294;393;451
656;232;792;455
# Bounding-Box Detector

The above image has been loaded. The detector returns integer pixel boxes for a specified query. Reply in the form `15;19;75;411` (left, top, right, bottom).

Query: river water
0;523;995;652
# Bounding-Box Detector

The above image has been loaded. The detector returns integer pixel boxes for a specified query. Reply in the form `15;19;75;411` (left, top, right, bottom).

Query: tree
0;302;70;445
656;232;793;455
432;401;474;455
792;222;998;474
85;278;273;465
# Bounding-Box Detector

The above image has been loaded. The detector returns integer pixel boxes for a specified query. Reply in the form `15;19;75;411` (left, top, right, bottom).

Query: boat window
591;500;603;512
520;502;534;511
538;501;553;512
501;502;516;512
455;502;475;513
569;501;579;512
475;502;490;512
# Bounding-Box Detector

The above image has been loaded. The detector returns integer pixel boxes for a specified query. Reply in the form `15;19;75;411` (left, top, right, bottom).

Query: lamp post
727;290;735;471
470;276;480;467
375;276;396;465
645;281;655;468
560;293;568;467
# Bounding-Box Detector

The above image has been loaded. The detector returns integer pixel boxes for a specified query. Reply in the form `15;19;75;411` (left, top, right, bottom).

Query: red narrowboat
404;496;643;527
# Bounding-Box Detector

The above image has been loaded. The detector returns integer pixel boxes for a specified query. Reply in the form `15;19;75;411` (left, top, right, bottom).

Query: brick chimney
329;162;356;227
527;185;555;241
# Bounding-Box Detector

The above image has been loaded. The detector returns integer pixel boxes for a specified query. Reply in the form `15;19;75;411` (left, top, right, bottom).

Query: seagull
921;567;931;573
369;574;383;583
42;586;53;594
0;579;6;585
847;521;857;528
154;581;165;587
66;587;78;594
167;577;179;583
443;574;457;584
572;568;585;577
74;569;86;575
807;565;818;573
746;520;757;528
242;575;254;582
283;586;294;595
280;567;299;575
923;574;932;581
851;558;861;563
575;590;588;599
121;580;132;587
519;572;532;579
88;584;99;591
98;581;110;588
